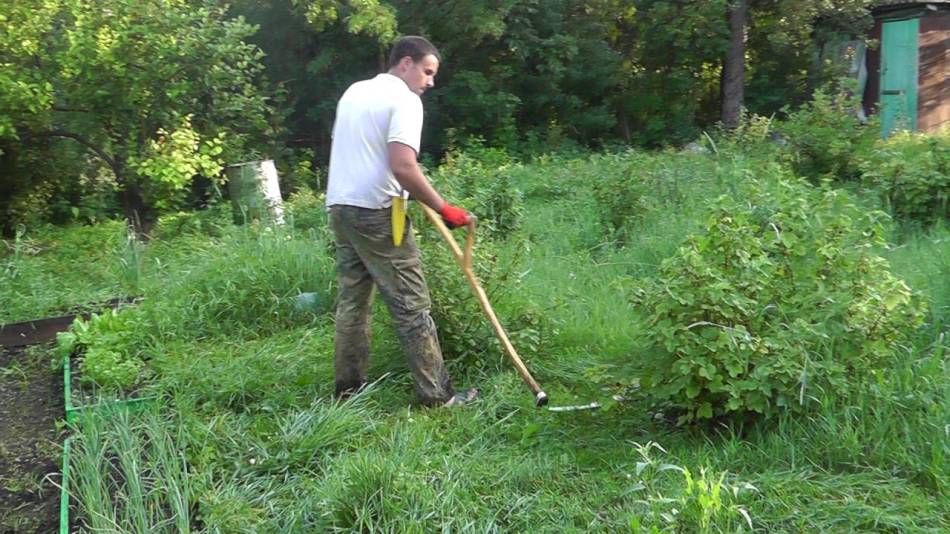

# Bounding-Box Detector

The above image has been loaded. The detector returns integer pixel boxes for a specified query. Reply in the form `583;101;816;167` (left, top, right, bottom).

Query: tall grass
136;223;336;342
47;147;950;533
0;221;128;323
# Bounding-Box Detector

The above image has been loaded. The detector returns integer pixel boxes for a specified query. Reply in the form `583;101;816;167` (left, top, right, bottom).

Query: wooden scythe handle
421;203;548;406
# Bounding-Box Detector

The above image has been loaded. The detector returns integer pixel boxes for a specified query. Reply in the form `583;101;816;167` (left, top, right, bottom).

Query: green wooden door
880;18;919;137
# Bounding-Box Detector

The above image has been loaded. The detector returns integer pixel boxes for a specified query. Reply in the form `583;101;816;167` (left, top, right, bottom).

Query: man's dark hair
387;36;440;69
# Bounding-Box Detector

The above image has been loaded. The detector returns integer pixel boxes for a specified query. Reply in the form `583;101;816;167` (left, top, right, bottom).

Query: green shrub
283;188;329;232
412;216;547;363
431;144;524;240
860;130;950;222
778;86;878;181
705;111;784;162
406;147;553;361
634;169;925;422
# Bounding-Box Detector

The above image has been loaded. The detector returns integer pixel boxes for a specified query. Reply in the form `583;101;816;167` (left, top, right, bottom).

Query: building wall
918;10;949;132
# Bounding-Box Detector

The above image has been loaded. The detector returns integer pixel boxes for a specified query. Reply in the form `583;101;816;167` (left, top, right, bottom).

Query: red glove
439;202;471;229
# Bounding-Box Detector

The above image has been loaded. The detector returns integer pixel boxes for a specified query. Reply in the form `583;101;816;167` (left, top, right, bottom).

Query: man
326;36;478;407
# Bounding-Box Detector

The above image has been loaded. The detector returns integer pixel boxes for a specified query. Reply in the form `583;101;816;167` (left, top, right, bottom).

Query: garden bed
64;352;153;424
0;298;139;347
0;297;146;532
0;344;64;533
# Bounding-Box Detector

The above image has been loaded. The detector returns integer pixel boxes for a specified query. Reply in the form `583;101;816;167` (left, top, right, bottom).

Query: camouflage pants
328;205;454;405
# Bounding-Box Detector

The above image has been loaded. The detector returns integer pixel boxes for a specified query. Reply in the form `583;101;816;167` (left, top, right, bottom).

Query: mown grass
19;147;949;532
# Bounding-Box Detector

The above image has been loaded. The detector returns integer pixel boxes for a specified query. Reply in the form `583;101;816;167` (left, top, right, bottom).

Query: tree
393;0;627;151
612;0;730;145
729;0;874;125
229;0;398;169
0;0;57;141
722;0;748;129
0;0;277;237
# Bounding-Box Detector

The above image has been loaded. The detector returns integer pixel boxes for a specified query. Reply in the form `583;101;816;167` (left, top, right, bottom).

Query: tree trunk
114;162;156;240
33;131;156;239
119;185;155;240
616;103;631;143
722;0;748;130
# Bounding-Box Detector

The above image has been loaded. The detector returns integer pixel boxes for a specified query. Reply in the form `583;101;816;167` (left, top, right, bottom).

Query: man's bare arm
388;142;445;211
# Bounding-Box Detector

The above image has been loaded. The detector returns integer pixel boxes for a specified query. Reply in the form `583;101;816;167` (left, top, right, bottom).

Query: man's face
398;54;439;96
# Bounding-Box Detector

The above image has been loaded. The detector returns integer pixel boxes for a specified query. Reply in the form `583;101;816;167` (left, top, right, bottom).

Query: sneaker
442;388;480;407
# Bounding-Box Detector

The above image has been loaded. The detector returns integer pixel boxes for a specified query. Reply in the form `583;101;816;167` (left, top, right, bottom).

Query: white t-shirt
326;73;423;209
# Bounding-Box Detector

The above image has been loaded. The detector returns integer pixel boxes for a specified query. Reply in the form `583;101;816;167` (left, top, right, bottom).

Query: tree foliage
1;0;277;236
0;0;58;139
2;0;883;231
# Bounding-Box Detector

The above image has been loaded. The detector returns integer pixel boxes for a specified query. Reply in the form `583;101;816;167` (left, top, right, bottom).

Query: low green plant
0;361;28;383
81;348;144;390
860;129;950;223
70;407;192;533
634;171;926;422
626;441;757;533
431;143;524;239
778;83;878;181
57;307;148;390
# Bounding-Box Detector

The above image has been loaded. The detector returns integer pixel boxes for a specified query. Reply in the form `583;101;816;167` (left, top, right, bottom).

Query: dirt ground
0;344;64;534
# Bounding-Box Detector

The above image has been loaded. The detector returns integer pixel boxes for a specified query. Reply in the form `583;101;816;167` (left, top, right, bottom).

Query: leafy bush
413;216;547;363
284;188;330;234
705;111;783;162
431;144;524;240
859;130;950;222
406;147;555;362
634;170;925;422
778;85;878;181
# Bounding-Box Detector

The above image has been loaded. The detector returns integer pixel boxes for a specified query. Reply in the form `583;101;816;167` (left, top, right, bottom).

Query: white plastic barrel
226;159;285;225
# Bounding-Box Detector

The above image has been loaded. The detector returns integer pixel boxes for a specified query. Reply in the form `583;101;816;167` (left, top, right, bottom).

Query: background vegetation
2;0;881;235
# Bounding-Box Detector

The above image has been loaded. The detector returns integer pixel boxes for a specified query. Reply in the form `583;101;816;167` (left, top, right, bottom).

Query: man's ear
399;56;413;70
